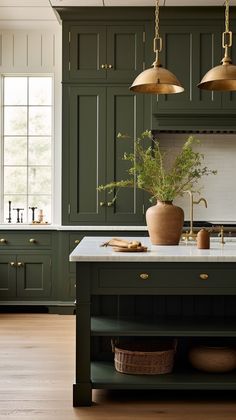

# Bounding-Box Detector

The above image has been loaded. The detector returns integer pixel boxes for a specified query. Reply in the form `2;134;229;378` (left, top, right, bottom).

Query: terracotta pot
189;346;236;373
146;201;184;245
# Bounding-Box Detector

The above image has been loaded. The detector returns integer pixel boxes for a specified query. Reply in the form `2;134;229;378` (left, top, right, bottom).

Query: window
1;76;53;224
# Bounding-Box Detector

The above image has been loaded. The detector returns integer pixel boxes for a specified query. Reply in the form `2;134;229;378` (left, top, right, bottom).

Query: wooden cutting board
112;246;148;252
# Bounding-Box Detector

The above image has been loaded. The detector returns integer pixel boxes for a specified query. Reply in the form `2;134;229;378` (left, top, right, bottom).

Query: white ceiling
0;0;235;28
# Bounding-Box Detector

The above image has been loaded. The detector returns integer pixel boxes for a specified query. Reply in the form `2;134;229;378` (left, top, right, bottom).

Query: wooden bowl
188;346;236;373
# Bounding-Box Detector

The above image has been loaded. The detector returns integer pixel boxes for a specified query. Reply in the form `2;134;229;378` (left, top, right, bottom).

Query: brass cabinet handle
10;262;16;267
107;201;114;207
200;273;209;280
74;240;80;244
17;262;24;267
108;64;113;69
0;238;7;243
100;64;107;69
140;273;149;280
100;201;106;207
29;238;37;244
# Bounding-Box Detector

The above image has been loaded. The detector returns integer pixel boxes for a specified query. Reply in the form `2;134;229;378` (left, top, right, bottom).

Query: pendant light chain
153;0;162;65
222;0;232;62
155;0;160;40
225;0;229;33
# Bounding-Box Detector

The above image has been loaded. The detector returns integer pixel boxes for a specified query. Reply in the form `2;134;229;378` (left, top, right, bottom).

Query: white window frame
0;73;54;225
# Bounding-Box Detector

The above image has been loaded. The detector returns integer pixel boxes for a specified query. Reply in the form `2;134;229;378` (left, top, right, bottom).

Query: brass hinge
143;31;146;43
68;61;71;71
68;203;71;215
143;61;146;71
69;31;71;43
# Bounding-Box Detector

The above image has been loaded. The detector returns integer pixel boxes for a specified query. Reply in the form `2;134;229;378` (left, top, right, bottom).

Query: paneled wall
0;24;62;224
158;133;236;223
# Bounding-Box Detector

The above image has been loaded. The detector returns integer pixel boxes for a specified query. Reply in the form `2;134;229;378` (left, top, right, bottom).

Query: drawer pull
100;64;107;69
200;273;208;280
17;262;24;267
0;238;7;243
10;261;16;267
100;201;106;207
140;273;149;280
108;64;113;69
29;238;37;244
74;240;80;244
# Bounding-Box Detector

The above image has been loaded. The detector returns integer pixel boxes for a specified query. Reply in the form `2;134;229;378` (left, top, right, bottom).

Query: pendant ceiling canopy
198;0;236;91
130;0;184;95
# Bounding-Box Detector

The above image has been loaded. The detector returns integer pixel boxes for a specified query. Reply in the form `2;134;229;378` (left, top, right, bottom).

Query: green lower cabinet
16;254;51;299
0;253;52;300
0;255;16;298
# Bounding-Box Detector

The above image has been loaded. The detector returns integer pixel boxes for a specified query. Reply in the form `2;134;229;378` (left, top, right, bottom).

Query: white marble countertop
0;225;147;231
69;236;236;262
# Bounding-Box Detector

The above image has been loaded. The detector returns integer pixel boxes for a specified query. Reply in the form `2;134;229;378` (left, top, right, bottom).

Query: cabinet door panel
222;33;236;108
16;255;51;298
106;87;144;224
0;255;16;298
107;26;144;81
68;86;106;223
70;26;106;80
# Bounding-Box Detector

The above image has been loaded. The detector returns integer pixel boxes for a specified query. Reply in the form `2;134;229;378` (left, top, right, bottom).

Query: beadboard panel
0;29;61;72
157;133;236;223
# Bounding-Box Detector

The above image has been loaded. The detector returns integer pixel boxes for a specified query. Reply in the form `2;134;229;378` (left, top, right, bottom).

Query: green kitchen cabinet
151;25;222;114
0;231;53;305
62;85;145;225
63;24;145;83
0;255;16;298
0;253;51;299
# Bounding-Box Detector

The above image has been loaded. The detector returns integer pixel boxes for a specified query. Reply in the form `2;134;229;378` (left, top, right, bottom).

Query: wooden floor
1;314;236;420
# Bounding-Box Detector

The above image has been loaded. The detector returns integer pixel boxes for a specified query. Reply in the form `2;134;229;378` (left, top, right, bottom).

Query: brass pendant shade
198;0;236;91
198;59;236;92
130;64;184;94
130;0;184;95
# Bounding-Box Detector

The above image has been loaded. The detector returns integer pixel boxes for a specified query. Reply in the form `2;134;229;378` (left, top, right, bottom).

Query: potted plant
98;131;217;245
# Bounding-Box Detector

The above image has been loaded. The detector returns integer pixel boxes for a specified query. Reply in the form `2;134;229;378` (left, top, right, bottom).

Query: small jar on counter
197;228;210;249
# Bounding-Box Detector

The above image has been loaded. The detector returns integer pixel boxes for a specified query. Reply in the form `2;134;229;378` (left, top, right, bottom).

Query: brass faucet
210;225;225;245
182;191;208;241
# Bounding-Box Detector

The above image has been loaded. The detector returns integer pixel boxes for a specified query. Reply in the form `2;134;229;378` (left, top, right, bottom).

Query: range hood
151;112;236;133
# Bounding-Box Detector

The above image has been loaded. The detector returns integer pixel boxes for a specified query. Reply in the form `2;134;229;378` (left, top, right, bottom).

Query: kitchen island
70;236;236;406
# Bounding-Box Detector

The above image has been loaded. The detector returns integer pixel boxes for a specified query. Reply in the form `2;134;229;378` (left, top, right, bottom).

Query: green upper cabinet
151;25;223;113
64;24;145;83
62;85;145;225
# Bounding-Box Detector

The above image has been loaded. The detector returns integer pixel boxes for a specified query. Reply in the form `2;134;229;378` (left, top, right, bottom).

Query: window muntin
2;76;53;224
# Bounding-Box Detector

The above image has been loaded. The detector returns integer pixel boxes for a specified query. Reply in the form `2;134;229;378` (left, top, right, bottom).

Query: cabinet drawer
91;263;236;295
0;232;52;248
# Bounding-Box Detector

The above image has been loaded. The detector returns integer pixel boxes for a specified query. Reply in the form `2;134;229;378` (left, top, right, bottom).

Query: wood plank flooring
0;313;236;420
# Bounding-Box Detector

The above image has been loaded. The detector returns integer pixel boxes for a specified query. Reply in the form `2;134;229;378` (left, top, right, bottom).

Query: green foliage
98;131;217;202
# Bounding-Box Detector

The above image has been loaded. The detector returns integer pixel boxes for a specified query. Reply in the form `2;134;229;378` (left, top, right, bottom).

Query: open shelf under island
70;236;236;406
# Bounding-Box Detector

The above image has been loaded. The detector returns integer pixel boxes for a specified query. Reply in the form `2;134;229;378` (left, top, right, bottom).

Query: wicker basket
111;339;177;375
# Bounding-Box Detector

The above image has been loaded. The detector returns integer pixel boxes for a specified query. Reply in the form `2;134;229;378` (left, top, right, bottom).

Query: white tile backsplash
157;133;236;223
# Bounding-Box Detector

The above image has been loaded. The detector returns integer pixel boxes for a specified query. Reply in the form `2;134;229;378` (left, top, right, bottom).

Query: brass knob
140;273;149;280
29;238;36;244
100;64;106;69
107;201;114;207
108;64;113;69
74;240;80;244
0;238;7;243
10;262;15;267
199;273;208;280
17;262;24;267
100;201;106;207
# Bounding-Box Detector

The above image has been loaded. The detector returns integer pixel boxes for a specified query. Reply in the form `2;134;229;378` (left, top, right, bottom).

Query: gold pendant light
198;0;236;91
130;0;184;94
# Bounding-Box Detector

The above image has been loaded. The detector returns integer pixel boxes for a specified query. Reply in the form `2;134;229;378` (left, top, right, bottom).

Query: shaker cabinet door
0;255;17;298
